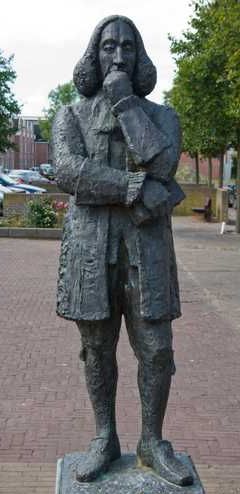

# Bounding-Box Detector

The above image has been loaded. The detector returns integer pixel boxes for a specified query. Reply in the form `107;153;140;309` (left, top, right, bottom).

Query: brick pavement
0;219;240;492
0;463;55;494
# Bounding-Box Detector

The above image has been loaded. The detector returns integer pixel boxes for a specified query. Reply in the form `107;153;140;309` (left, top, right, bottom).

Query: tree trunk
208;156;212;187
236;141;240;234
218;152;224;188
195;152;200;184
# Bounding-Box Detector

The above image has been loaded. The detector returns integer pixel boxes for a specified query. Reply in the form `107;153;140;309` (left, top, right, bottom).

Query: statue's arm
52;105;146;206
112;97;181;182
112;100;183;223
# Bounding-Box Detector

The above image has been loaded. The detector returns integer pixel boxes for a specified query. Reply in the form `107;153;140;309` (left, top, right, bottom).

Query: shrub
27;198;57;228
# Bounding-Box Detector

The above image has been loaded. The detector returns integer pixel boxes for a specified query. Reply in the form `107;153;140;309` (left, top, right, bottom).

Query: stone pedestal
56;453;205;494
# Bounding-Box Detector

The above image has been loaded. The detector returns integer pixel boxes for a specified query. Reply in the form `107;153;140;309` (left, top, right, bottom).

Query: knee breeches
77;247;175;375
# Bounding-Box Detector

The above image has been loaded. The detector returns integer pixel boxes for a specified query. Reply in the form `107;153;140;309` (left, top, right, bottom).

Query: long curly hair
73;15;157;98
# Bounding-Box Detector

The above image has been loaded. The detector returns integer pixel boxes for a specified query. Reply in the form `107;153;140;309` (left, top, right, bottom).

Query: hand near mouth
103;70;133;106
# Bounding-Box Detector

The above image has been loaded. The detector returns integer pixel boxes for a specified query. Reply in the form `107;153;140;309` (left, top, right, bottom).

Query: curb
0;227;62;239
55;458;63;494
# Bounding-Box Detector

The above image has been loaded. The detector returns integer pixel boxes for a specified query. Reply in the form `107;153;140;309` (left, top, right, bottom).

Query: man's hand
129;180;170;226
142;179;169;218
103;71;133;106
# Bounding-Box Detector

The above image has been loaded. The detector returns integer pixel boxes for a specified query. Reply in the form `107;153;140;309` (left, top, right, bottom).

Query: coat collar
91;91;121;134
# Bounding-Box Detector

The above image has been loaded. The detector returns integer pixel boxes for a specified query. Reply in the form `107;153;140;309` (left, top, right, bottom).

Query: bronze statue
53;15;193;487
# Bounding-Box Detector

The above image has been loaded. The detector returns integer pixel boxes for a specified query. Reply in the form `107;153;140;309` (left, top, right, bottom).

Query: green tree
164;66;204;184
0;50;20;152
39;81;79;141
168;0;233;187
207;0;240;230
168;0;240;230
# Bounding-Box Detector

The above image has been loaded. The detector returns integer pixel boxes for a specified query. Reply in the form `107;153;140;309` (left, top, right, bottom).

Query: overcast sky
1;0;193;116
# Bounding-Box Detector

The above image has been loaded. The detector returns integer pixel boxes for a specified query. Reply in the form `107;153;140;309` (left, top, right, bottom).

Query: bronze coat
52;92;183;321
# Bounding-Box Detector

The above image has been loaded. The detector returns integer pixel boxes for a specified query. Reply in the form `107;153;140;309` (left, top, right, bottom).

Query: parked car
9;169;50;184
39;164;55;180
0;174;47;193
0;184;13;194
30;171;51;183
0;177;26;194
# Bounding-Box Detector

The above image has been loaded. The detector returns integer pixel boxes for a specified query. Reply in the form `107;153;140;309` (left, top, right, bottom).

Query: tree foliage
167;0;240;189
208;0;240;125
39;81;79;141
0;50;20;152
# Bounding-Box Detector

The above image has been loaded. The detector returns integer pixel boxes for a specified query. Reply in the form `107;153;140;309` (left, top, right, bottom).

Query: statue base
56;452;205;494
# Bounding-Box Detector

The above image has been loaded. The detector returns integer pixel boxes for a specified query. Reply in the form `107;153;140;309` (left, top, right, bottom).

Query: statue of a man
53;15;193;487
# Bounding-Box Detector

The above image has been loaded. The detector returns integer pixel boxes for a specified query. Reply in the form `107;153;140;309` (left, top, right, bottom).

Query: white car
0;184;13;194
9;169;50;184
0;174;46;194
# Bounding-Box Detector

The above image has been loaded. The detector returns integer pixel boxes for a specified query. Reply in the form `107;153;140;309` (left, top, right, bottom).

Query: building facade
0;116;49;171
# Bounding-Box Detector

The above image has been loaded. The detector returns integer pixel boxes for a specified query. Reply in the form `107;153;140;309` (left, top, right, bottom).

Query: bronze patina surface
53;15;202;490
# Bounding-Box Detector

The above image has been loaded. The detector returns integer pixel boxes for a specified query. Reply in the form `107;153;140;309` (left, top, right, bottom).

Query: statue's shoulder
70;93;106;127
53;96;96;134
70;94;95;117
54;98;89;121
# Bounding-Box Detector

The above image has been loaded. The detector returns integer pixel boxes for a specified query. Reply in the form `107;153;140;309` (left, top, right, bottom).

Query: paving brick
0;217;240;492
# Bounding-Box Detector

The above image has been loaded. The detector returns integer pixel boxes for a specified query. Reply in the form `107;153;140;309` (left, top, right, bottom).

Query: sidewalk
0;217;240;493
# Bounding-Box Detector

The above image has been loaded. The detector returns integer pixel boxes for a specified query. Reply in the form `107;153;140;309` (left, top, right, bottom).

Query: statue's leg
75;305;121;481
124;268;193;486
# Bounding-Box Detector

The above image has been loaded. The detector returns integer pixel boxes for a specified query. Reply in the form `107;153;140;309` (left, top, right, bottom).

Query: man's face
99;20;136;80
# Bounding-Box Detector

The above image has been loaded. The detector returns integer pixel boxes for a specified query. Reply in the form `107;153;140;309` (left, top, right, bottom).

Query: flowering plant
27;198;57;228
52;200;69;227
52;200;69;211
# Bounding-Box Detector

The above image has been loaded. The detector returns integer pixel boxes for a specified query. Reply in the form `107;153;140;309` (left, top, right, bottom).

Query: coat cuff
125;171;146;206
